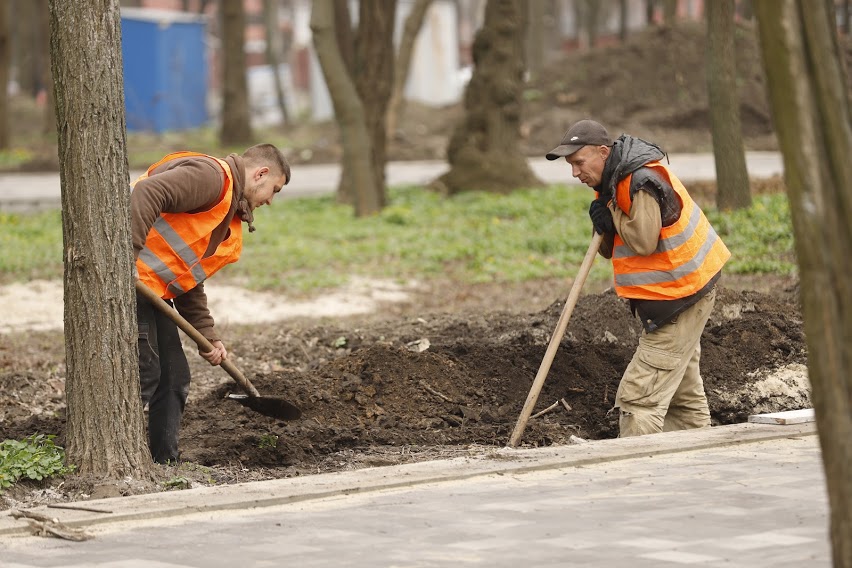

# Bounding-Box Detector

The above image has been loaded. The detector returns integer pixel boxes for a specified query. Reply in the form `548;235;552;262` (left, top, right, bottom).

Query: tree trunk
646;0;656;26
387;0;432;140
264;0;290;124
311;0;381;216
525;0;544;77
219;0;253;145
619;0;629;42
435;0;543;194
0;1;9;150
844;0;851;36
662;0;677;27
333;0;355;77
351;0;396;209
48;0;153;479
13;0;37;97
706;0;750;210
755;1;852;564
38;0;55;136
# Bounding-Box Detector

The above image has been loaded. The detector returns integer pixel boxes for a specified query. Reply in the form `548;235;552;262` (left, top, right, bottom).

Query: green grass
0;187;797;291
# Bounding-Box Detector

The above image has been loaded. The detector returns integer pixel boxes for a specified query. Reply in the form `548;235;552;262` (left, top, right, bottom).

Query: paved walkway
0;152;784;212
0;422;829;567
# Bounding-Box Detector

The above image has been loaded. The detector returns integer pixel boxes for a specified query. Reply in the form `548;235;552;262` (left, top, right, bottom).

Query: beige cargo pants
615;287;716;437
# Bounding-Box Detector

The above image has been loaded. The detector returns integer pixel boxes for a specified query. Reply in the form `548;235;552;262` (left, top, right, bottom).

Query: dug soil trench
0;276;810;505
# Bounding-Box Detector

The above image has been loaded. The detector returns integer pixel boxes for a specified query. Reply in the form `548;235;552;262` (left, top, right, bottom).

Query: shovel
135;280;302;421
507;232;603;447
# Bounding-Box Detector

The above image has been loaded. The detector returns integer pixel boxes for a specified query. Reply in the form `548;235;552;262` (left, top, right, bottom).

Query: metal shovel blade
227;394;302;421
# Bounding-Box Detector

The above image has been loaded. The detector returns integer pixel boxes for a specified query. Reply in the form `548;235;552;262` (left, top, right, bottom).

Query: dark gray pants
136;291;191;463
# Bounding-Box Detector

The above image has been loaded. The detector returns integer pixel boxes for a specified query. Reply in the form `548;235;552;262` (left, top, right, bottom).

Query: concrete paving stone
0;424;832;568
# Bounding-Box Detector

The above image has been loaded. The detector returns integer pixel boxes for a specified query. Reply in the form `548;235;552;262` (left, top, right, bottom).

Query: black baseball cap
545;119;612;160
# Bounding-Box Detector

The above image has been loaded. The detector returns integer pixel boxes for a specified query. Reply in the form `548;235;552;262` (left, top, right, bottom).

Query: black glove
589;198;615;235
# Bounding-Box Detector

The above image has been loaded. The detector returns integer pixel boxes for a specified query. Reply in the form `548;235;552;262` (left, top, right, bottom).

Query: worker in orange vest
131;143;291;462
546;120;730;437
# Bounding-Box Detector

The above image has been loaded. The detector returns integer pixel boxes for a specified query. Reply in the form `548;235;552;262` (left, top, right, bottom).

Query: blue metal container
120;8;209;133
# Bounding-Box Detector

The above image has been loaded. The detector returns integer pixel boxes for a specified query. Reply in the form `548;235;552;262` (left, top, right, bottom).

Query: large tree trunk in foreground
706;0;750;210
435;0;542;194
755;1;852;564
311;0;381;216
49;0;153;478
220;0;253;145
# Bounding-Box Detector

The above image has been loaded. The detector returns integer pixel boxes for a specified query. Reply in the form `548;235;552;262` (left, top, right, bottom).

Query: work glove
589;198;615;235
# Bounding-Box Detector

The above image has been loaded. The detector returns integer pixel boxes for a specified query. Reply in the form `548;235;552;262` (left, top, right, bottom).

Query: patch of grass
0;186;797;291
0;434;74;491
0;210;63;284
705;193;796;275
257;434;279;450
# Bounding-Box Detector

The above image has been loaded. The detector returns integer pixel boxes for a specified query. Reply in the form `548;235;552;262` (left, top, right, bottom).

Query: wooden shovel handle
507;232;604;447
134;280;261;397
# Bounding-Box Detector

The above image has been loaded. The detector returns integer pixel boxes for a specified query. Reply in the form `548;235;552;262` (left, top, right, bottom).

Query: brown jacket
131;153;247;342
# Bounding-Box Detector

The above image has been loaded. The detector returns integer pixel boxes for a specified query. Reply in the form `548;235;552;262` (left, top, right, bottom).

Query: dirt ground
0;22;818;508
0;273;810;507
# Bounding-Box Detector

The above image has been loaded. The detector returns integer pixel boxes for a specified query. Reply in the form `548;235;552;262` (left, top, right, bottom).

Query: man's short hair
243;143;291;185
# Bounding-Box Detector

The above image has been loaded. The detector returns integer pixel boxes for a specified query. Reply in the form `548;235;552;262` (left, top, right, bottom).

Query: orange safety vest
133;151;243;299
609;161;730;301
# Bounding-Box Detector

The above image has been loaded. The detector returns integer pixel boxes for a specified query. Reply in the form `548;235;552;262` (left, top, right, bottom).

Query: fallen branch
419;380;454;403
10;509;93;542
48;503;113;514
530;400;560;419
560;398;572;412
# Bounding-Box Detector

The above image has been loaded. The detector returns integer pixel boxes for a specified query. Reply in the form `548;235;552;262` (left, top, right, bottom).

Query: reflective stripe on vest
610;161;730;301
133;152;243;299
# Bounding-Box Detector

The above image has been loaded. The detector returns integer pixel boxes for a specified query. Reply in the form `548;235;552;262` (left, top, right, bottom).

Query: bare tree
311;0;381;216
0;1;9;150
619;0;629;41
48;0;153;478
706;0;750;210
38;0;54;136
312;0;396;215
525;0;545;76
755;0;852;563
662;0;677;26
387;0;433;139
576;0;601;50
264;0;290;124
435;0;542;194
220;0;253;145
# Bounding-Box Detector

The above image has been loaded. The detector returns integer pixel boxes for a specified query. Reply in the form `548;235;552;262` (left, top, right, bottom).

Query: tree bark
351;0;396;208
0;1;9;150
755;1;852;564
48;0;153;479
662;0;677;27
706;0;750;210
38;0;55;136
619;0;629;42
219;0;253;145
12;0;38;97
311;0;381;216
435;0;542;194
525;0;544;77
387;0;433;139
264;0;290;124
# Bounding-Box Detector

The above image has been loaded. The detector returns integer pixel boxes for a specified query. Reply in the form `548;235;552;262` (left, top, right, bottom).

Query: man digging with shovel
546;120;730;437
131;144;291;463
